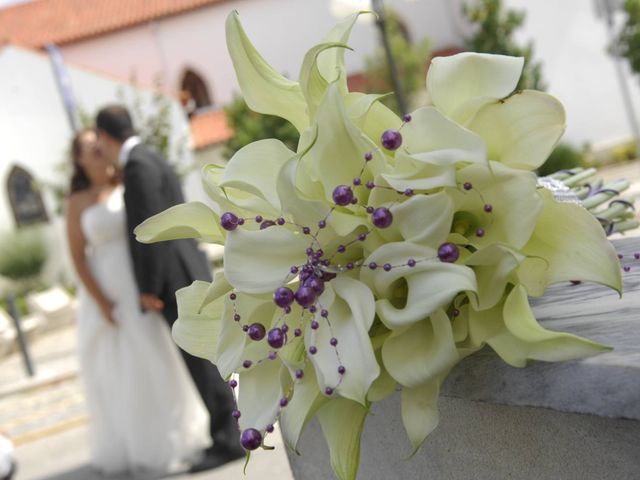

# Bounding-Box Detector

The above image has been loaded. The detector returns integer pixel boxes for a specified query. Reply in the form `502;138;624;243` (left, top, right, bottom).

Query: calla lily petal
237;359;283;432
400;380;440;455
135;202;223;244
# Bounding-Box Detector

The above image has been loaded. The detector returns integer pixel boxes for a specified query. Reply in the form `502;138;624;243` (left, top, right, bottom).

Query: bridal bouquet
136;11;622;480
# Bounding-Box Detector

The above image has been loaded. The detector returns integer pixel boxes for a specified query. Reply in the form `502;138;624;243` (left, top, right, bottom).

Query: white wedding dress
76;186;211;475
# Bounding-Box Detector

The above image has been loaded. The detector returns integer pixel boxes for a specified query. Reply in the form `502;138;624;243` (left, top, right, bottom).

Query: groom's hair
96;105;135;141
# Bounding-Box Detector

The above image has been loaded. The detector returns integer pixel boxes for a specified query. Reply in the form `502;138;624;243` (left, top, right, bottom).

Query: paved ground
2;161;640;479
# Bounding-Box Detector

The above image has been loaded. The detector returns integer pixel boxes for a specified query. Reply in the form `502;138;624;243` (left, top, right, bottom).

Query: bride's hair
70;128;94;193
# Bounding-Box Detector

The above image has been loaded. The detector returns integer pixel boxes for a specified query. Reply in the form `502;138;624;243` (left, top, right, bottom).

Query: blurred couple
65;106;243;476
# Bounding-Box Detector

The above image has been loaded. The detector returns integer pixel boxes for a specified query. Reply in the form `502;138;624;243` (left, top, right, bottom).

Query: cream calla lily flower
134;11;623;480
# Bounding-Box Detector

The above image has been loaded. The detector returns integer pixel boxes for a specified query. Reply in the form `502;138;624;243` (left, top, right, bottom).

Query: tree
614;0;640;75
363;9;431;114
463;0;546;91
222;94;299;160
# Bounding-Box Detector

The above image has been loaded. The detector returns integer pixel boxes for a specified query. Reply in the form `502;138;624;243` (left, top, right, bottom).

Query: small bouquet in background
136;11;626;480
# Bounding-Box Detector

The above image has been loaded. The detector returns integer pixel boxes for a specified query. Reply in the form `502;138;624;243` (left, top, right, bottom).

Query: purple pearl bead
240;428;262;451
277;217;286;225
618;253;624;260
237;218;245;226
353;178;362;186
635;253;640;260
452;308;460;317
337;245;346;253
266;424;275;433
306;247;314;256
290;266;299;274
372;207;393;229
346;262;354;270
407;259;416;267
234;313;241;321
260;220;276;229
229;379;238;388
330;337;338;346
484;204;493;213
350;196;358;204
280;397;289;407
242;325;249;332
232;409;241;419
243;360;252;369
364;151;373;161
332;185;354;206
366;181;375;190
324;387;334;396
359;233;367;241
383;263;392;272
255;215;263;223
338;365;346;375
404;188;414;197
304;277;324;296
221;212;239;231
295;286;316;308
282;324;289;333
624;266;631;272
366;206;374;214
267;327;285;349
268;351;277;360
302;226;311;235
248;323;266;341
230;293;237;300
309;346;318;355
309;305;317;313
311;320;319;330
295;369;304;379
438;242;460;263
403;113;412;122
318;220;327;229
381;129;402;150
273;287;294;308
320;309;329;318
284;306;292;314
463;182;472;191
294;328;302;337
368;262;377;270
476;228;485;237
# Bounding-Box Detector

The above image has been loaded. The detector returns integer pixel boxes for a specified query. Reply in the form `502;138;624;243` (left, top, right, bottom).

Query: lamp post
371;0;408;115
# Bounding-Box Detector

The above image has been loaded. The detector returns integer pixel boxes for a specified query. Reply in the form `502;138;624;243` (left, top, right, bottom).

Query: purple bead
316;249;324;257
321;309;329;318
403;113;412;122
381;129;402;150
240;428;262;451
237;218;245;226
309;305;317;313
463;182;472;191
309;346;318;355
267;327;285;349
618;253;624;260
383;263;392;272
232;409;241;419
366;206;374;214
364;151;373;161
353;178;362;186
346;262;354;270
330;337;338;346
484;204;493;213
407;259;416;267
281;323;289;333
277;217;286;225
338;365;346;375
438;242;460;263
243;360;252;369
350;196;358;204
266;424;275;433
268;351;277;360
248;323;266;341
318;220;327;229
229;379;238;388
366;181;375;190
295;369;304;379
321;271;337;281
635;253;640;260
337;245;346;253
404;188;414;197
333;185;354;206
221;212;239;231
273;287;295;308
311;320;319;330
324;387;334;396
260;220;276;230
624;266;631;272
295;286;316;308
306;247;314;256
230;293;237;300
294;328;302;337
359;233;367;241
242;325;249;332
255;215;263;223
234;313;241;321
304;277;324;294
368;262;378;270
372;207;393;229
280;397;289;407
476;228;485;238
452;308;460;317
284;306;292;314
290;266;299;274
302;226;311;235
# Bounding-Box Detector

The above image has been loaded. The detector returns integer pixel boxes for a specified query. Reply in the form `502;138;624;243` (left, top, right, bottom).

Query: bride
65;128;211;475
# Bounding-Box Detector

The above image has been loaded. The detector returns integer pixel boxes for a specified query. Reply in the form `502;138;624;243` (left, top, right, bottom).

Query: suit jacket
122;143;211;313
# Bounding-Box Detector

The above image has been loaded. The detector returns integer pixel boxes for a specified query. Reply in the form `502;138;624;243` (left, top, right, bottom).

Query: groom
95;105;243;472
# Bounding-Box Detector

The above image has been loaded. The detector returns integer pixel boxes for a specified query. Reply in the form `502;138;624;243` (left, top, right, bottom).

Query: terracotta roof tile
0;0;227;48
190;109;232;150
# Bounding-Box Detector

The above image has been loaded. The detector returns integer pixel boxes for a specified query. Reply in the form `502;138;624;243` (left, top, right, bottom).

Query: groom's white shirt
118;135;141;167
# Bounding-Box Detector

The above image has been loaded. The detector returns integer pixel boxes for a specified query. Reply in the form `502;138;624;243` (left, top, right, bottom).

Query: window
180;69;213;114
7;165;48;227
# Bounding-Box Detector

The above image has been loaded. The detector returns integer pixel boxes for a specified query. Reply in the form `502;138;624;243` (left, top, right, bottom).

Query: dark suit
122;142;240;455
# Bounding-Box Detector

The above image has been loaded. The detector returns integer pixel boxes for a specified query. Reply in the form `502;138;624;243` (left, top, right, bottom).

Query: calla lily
134;12;624;480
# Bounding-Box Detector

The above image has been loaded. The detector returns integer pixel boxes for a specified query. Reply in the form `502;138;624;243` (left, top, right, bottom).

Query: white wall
60;0;465;107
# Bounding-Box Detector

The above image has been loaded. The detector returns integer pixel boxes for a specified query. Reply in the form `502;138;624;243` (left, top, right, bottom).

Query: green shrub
0;228;48;284
537;143;585;177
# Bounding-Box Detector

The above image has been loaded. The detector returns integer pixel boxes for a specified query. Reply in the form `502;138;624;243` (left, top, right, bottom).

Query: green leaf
225;11;308;132
134;201;223;244
317;397;368;480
